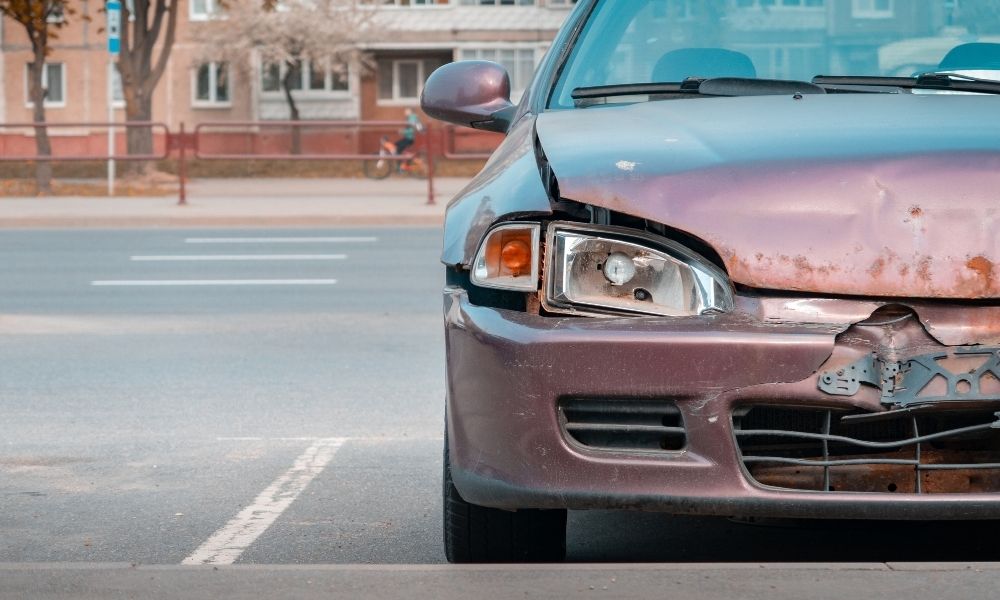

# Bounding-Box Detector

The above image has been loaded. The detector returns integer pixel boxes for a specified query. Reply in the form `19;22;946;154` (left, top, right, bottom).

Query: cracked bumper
444;287;1000;519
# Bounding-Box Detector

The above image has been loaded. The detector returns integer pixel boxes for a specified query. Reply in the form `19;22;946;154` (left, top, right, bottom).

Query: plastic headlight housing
544;223;733;317
471;223;541;291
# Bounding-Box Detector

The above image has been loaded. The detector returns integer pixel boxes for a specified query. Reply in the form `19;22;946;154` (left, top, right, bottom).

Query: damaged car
421;0;1000;563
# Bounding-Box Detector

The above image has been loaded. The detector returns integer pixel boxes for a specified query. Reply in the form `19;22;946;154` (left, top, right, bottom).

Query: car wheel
443;427;567;563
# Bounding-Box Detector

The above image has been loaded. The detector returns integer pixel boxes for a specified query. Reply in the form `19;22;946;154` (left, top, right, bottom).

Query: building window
546;0;577;5
459;47;536;100
376;57;448;103
190;0;221;20
193;62;231;107
25;63;65;107
459;0;535;5
261;60;350;94
852;0;893;18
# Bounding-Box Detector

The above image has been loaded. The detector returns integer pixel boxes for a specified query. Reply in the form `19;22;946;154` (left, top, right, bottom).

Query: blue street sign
107;1;121;55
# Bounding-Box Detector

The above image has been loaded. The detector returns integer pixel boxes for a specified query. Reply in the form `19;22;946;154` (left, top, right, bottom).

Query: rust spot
967;256;994;283
754;252;764;262
792;255;813;274
898;264;910;277
868;258;886;278
909;206;923;218
916;256;933;284
956;256;997;297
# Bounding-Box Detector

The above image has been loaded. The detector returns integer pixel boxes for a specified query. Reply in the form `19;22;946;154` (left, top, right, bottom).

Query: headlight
544;223;733;317
470;223;541;291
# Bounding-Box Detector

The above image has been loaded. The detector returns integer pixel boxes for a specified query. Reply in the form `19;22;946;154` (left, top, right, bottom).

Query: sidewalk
0;177;470;228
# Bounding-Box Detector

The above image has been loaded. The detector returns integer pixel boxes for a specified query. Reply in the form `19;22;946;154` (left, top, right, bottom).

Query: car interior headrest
938;42;1000;71
652;48;757;83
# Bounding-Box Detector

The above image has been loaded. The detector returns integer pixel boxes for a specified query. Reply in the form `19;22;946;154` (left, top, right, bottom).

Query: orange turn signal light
500;240;532;275
471;223;541;291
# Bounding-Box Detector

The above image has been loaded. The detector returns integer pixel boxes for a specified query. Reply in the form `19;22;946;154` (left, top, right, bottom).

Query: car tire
443;428;567;563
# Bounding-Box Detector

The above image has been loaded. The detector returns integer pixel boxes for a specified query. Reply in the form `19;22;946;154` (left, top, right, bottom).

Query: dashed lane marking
130;254;347;262
91;279;338;287
181;438;346;566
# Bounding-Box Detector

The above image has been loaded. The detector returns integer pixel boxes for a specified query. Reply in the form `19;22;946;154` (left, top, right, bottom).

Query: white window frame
260;60;352;97
377;59;425;105
852;0;893;19
192;62;232;108
189;0;221;21
24;62;66;108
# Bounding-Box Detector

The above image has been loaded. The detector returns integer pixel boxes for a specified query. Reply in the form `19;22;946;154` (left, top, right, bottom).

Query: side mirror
421;61;517;134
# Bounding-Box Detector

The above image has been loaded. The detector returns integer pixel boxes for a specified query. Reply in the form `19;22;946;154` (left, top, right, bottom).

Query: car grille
733;405;1000;493
559;398;686;452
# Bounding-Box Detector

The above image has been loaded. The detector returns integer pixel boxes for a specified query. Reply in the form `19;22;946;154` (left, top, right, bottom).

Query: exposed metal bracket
818;347;1000;407
818;355;882;397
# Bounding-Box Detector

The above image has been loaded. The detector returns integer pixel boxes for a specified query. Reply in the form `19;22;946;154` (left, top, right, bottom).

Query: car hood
536;94;1000;299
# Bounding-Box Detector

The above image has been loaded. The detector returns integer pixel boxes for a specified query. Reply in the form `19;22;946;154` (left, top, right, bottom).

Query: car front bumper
444;287;1000;520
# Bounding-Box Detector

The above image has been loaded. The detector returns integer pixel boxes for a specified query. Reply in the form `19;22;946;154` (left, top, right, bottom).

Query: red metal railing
0;120;500;206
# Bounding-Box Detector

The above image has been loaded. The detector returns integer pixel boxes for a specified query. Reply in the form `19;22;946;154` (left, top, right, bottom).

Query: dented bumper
445;288;1000;519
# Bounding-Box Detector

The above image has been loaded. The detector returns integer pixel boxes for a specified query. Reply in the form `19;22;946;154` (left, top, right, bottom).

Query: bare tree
196;0;380;154
0;0;80;194
118;0;179;172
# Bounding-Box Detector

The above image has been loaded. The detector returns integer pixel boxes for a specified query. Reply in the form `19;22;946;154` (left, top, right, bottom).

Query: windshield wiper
813;73;1000;95
571;81;702;102
572;77;825;106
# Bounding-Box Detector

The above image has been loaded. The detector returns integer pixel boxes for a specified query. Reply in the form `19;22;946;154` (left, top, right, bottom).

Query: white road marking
130;254;347;262
185;237;377;244
182;437;346;566
91;279;338;287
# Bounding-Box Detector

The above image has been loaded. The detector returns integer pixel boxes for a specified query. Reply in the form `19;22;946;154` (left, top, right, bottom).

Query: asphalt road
5;227;1000;597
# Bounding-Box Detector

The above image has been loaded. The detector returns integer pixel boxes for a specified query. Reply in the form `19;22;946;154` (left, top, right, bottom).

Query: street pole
108;60;115;196
107;1;122;196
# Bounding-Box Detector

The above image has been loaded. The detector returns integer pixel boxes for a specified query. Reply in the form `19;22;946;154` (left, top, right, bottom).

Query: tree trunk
124;87;154;176
27;56;52;195
117;0;179;175
282;64;302;155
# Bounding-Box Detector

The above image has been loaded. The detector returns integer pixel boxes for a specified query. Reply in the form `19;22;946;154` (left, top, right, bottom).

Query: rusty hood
536;93;1000;299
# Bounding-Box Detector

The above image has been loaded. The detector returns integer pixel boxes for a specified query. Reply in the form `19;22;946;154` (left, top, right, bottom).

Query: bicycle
364;136;427;180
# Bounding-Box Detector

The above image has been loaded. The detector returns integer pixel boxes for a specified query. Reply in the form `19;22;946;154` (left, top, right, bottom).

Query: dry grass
0;178;175;198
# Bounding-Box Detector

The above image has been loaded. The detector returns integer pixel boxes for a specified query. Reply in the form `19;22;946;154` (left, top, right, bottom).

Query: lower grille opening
560;398;686;452
734;405;1000;494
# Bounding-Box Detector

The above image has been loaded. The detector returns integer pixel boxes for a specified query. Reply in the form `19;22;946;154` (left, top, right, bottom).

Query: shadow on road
568;511;1000;562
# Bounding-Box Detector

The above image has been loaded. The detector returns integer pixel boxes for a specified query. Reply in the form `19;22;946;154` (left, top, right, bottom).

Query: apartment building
0;0;577;130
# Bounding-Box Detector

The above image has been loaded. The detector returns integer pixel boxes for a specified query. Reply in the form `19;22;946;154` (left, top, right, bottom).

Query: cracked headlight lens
544;223;733;317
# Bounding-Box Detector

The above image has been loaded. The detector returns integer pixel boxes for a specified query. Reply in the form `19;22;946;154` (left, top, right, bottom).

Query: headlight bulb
603;251;636;286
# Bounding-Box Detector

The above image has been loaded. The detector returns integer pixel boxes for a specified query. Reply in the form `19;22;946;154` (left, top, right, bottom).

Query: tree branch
143;0;178;96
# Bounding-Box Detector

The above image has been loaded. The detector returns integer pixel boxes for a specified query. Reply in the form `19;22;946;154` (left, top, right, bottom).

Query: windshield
551;0;1000;107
